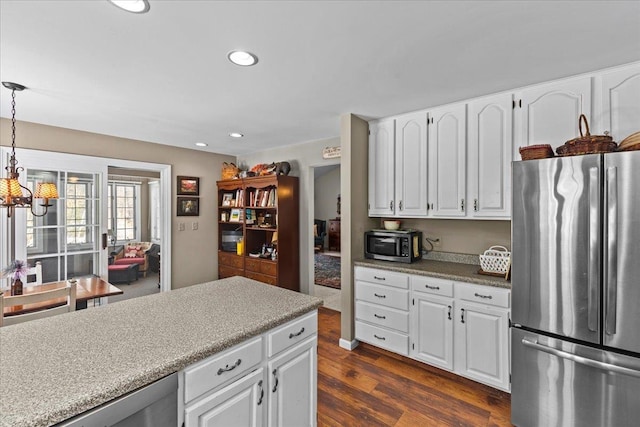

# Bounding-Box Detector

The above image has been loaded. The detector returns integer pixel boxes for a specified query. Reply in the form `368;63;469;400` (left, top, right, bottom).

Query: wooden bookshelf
217;175;299;291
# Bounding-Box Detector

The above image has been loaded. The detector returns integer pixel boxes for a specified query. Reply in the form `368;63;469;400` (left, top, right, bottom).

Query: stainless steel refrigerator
511;151;640;427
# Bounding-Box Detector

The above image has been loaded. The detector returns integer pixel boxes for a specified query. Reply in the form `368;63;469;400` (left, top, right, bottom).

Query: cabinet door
454;302;510;392
368;119;396;216
428;103;467;217
599;64;640;142
185;368;265;427
268;337;317;427
395;112;429;217
411;293;454;371
516;76;592;160
468;93;513;218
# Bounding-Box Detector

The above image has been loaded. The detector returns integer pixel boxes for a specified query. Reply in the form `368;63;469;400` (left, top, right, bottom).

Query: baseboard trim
339;338;359;351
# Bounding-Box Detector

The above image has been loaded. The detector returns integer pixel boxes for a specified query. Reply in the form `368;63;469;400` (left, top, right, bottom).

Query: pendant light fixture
1;82;58;217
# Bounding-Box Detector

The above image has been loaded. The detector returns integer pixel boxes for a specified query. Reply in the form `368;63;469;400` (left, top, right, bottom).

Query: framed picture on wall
177;197;199;216
177;176;200;195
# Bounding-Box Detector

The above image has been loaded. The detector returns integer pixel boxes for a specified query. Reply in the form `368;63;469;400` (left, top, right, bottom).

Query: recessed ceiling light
229;132;244;138
227;51;258;67
108;0;150;14
195;142;208;147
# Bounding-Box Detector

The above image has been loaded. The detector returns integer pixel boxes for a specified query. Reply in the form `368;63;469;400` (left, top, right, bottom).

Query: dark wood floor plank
316;308;512;427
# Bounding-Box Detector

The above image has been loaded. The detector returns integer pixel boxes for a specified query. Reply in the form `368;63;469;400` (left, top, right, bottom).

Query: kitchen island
0;276;322;427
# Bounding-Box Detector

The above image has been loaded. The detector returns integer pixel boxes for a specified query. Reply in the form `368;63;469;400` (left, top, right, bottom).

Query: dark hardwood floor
317;307;512;427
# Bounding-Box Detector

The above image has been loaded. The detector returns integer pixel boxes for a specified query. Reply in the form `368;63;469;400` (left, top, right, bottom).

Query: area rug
315;253;341;289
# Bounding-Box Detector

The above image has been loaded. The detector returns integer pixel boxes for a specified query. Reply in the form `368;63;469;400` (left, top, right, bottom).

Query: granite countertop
353;256;511;289
0;277;322;427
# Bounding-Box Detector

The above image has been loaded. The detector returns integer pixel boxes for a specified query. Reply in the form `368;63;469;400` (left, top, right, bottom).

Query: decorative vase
11;278;23;296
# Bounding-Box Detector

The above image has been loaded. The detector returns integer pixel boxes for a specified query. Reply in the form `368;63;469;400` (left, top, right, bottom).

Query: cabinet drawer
267;311;318;357
245;257;261;272
246;271;277;285
355;266;409;289
456;282;510;308
355;321;408;356
183;337;263;404
411;275;454;297
355;301;409;333
261;260;277;276
219;252;244;269
355;281;409;310
219;265;243;279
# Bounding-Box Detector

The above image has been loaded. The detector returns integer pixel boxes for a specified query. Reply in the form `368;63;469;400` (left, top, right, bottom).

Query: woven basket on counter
617;131;640;152
519;144;555;160
479;246;511;274
556;114;617;156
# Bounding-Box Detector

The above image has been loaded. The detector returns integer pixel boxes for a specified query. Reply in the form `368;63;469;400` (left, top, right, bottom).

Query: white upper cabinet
368;119;396;216
598;63;640;142
395;112;429;217
467;93;513;218
428;103;467;217
515;76;592;159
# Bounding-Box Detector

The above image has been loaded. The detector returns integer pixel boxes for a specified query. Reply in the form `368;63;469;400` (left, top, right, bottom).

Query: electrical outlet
178;222;185;231
192;221;198;230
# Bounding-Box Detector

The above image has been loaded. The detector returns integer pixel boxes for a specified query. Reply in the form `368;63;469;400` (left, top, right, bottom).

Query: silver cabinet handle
257;380;264;405
460;199;465;212
588;167;600;332
217;359;242;375
272;369;279;393
606;166;618;335
374;293;386;298
373;276;386;281
289;327;305;339
374;313;386;319
473;199;478;211
373;334;386;341
460;308;465;324
522;338;640;378
474;293;492;299
399;200;403;211
425;284;440;290
447;305;452;320
390;200;394;211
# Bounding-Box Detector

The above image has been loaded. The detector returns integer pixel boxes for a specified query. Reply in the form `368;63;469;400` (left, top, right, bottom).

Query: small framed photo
222;193;234;206
177;197;199;216
177;176;200;195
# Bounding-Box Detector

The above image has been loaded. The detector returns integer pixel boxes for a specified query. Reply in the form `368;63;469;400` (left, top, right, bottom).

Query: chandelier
1;82;58;217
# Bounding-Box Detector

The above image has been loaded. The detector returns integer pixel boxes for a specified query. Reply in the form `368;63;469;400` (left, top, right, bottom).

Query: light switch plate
178;222;185;231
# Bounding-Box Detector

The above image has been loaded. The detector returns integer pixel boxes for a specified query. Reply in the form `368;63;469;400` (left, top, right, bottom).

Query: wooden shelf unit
217;175;300;291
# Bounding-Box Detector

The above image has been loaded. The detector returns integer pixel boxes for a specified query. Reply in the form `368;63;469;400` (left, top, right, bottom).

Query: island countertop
0;277;322;427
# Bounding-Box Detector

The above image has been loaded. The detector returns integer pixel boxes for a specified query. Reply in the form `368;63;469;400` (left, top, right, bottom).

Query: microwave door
371;237;398;256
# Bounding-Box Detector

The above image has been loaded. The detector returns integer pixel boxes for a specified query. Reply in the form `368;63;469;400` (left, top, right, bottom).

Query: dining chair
0;282;76;327
26;261;43;285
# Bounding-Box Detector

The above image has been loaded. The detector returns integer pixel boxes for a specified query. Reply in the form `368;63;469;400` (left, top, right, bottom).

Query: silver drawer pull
373;334;386;341
374;293;386;298
425;285;440;290
289;327;305;339
373;276;386;281
374;314;386;319
474;293;493;299
272;369;279;392
217;358;242;375
257;380;264;405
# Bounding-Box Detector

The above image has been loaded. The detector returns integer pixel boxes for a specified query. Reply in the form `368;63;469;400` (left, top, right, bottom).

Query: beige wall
1;118;235;289
341;114;378;344
375;218;512;255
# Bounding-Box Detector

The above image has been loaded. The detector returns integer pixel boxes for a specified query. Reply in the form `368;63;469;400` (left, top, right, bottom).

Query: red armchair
112;242;152;277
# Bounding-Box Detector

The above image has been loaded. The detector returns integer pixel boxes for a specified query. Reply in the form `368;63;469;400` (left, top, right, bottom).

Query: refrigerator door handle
522;338;640;378
587;167;599;332
605;166;618;336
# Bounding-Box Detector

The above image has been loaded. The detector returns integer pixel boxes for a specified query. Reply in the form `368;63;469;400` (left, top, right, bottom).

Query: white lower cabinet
268;337;317;427
181;311;318;427
357;266;511;392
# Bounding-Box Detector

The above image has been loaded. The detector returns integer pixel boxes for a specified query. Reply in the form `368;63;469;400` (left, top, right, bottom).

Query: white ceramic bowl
383;220;401;230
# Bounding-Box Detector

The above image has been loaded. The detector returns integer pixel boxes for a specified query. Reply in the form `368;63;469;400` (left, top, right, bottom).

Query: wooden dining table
2;277;123;317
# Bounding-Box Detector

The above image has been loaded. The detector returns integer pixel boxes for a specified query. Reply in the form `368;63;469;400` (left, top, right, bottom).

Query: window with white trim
107;182;140;242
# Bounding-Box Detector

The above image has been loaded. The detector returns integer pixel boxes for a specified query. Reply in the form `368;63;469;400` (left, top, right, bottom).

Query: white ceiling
1;1;639;156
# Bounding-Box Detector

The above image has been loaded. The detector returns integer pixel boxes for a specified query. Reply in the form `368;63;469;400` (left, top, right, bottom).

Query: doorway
310;164;341;312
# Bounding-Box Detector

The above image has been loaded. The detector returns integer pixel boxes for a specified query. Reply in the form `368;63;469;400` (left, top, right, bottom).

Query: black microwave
364;230;422;263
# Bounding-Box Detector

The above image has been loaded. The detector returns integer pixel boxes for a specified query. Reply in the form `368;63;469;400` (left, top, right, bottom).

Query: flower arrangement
1;260;29;281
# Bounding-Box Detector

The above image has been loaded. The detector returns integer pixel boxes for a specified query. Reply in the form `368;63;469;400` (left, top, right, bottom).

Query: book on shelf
245;208;255;224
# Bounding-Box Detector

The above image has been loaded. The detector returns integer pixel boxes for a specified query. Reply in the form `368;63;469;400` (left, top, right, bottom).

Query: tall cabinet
217;175;299;291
